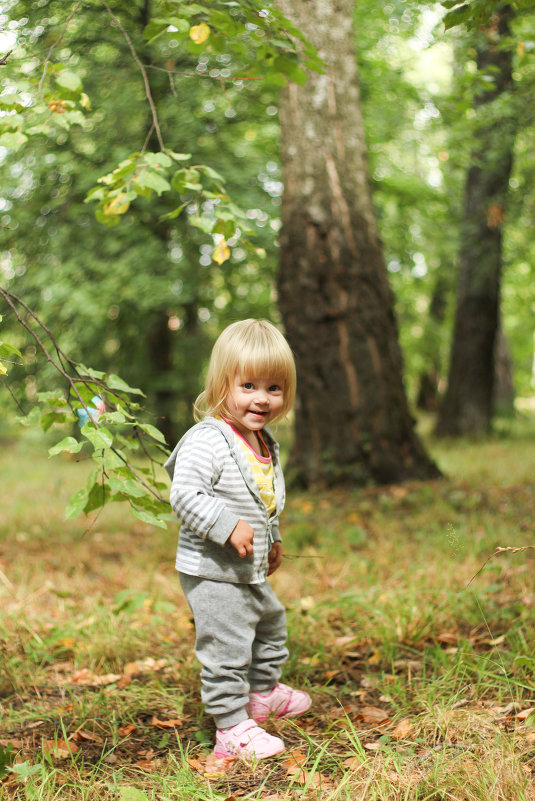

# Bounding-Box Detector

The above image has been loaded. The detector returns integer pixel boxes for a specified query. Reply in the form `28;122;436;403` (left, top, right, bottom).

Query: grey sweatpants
179;573;289;729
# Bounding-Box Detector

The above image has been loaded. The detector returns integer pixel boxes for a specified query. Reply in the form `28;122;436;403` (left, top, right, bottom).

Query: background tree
1;0;307;442
436;4;516;435
276;0;440;486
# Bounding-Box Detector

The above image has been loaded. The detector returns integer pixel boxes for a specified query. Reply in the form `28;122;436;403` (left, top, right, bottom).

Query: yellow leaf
0;362;7;375
189;22;210;44
212;239;230;265
103;193;130;216
391;718;412;739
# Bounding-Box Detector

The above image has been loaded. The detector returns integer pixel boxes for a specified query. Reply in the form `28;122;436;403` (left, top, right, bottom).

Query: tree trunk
435;5;514;436
416;274;448;412
277;0;439;486
493;323;515;415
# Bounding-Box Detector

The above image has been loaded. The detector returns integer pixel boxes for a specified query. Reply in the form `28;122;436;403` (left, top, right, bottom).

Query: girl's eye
243;382;254;390
269;385;281;392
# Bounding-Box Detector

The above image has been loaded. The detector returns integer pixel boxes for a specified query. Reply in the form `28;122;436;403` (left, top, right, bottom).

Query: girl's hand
267;541;283;575
229;519;254;557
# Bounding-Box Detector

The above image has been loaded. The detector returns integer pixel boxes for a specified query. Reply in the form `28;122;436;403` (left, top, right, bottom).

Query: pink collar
221;418;272;463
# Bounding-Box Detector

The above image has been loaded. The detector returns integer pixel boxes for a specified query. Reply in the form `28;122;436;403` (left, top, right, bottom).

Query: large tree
436;4;515;436
276;0;439;486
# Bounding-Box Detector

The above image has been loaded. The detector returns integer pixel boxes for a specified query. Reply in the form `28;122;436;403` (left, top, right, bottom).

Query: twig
37;0;83;95
101;0;164;150
0;50;13;66
466;544;535;587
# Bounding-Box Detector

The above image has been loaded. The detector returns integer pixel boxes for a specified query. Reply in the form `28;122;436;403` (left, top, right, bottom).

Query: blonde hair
194;319;296;423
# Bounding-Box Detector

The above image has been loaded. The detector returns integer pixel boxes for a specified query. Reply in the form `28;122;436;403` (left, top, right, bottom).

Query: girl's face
225;374;284;438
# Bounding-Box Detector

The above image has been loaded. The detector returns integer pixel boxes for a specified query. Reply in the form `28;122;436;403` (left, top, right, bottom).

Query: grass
1;418;535;799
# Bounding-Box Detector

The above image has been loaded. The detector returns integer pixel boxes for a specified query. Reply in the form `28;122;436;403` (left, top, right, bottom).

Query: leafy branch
0;288;171;529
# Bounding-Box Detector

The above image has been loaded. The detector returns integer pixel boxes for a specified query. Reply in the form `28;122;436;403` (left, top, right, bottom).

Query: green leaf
131;506;167;528
0;131;28;151
76;364;106;380
0;342;22;359
107;374;145;396
109;476;148;498
8;761;43;779
82;424;113;450
49;437;84;456
143;20;169;43
65;488;89;519
143;152;172;168
168;151;191;162
84;481;111;513
102;449;126;470
103;410;126;423
55;70;83;92
443;3;471;28
139;423;167;444
135;170;171;195
41;411;69;431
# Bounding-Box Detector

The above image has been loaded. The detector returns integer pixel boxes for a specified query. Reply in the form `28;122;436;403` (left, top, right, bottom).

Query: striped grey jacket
164;417;285;584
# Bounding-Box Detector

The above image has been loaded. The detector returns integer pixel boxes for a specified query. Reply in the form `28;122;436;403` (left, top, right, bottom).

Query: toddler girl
165;319;310;759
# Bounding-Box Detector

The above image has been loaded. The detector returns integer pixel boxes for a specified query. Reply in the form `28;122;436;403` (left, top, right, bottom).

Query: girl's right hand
228;519;254;557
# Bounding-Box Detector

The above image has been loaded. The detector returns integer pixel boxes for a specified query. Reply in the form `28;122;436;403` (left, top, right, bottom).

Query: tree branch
37;0;83;95
101;0;165;150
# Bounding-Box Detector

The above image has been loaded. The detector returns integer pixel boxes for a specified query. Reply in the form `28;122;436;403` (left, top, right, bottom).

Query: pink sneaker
246;682;311;724
214;718;285;759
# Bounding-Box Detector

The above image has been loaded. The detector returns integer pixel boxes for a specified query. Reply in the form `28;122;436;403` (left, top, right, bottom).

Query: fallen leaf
343;755;365;770
367;650;382;665
71;668;122;686
118;724;137;737
72;729;104;744
484;635;505;646
43;739;79;759
203;752;237;777
525;732;535;742
437;632;458;645
517;707;535;721
0;739;23;748
151;716;182;728
134;758;157;771
282;749;307;770
391;718;412;739
360;706;390;725
364;742;382;751
188;756;205;771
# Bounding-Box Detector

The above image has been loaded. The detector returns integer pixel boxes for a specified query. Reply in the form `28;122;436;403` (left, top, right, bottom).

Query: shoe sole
213;743;284;759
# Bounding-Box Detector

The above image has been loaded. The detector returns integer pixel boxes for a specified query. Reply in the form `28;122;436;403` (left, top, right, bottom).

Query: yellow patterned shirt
224;421;276;517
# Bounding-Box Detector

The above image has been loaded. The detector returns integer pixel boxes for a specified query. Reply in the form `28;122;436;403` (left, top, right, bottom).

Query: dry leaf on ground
203;752;237;777
42;739;79;759
71;729;104;743
391;718;412;739
151;716;182;728
359;706;390;725
118;724;137;737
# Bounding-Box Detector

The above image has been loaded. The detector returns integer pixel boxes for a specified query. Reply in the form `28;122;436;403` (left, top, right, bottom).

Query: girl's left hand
267;542;283;575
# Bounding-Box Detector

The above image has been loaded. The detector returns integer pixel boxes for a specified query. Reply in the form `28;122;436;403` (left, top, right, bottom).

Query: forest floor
1;417;535;800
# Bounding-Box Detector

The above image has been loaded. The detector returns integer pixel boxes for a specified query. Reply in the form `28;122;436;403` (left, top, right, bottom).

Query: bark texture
436;5;514;436
277;0;439;486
